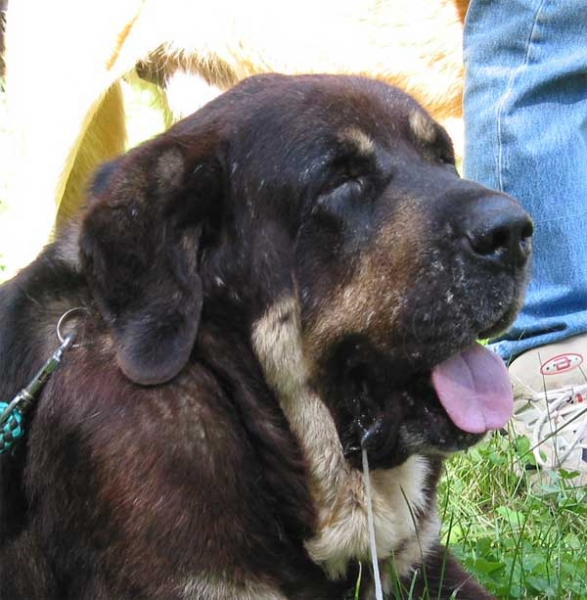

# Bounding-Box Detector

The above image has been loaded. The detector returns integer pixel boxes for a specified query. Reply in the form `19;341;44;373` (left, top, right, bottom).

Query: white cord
362;448;384;600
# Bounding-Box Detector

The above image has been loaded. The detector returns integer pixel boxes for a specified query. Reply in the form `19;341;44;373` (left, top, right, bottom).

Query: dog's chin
340;375;485;471
332;333;515;470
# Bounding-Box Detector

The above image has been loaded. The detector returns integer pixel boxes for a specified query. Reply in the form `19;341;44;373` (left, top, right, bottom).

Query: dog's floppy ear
80;135;223;385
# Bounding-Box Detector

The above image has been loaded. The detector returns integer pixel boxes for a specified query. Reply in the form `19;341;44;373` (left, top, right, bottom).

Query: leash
0;308;82;455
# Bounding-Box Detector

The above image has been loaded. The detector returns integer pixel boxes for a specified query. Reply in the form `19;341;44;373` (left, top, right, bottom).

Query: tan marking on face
409;110;437;146
340;127;375;157
305;254;403;358
252;297;439;579
303;202;428;366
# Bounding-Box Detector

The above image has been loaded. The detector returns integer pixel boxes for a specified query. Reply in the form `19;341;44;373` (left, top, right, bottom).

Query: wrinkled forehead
168;74;453;196
243;76;449;158
257;76;425;131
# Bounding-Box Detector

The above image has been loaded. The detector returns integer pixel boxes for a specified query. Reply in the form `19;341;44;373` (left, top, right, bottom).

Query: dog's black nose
464;194;533;268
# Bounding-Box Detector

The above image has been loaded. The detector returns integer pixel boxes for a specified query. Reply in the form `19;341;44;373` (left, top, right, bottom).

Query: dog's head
80;74;531;470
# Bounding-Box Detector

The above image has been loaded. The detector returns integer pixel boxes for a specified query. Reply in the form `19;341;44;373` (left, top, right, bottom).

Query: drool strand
361;448;384;600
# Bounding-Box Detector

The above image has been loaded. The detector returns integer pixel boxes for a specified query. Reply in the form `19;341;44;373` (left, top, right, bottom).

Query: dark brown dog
0;74;531;599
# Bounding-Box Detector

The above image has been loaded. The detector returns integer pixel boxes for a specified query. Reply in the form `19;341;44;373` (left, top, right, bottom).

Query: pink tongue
431;343;513;434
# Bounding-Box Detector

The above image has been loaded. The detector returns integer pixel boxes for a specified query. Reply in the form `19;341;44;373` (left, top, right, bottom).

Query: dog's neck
251;295;440;582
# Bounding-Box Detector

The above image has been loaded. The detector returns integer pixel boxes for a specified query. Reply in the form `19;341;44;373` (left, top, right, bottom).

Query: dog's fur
0;74;530;599
1;0;468;277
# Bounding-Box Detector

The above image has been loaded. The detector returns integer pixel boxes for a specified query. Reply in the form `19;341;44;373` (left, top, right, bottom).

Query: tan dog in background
1;0;467;277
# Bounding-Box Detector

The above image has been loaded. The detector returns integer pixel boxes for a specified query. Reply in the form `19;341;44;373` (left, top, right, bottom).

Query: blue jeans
463;0;587;362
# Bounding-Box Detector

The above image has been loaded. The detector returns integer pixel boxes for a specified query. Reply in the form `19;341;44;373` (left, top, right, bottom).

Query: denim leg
463;0;587;362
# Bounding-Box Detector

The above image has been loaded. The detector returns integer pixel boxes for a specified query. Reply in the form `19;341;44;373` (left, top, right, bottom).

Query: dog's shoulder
0;237;318;592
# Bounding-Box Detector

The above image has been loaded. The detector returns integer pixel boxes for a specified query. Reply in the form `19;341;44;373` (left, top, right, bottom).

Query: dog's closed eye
315;178;365;215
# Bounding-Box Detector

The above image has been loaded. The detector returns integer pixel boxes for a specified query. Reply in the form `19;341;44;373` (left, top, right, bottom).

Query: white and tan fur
252;296;440;583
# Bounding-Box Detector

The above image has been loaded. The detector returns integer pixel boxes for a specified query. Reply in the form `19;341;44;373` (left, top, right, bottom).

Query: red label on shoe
540;352;583;375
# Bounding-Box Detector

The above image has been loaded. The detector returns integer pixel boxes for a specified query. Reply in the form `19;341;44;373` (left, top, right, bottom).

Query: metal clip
0;333;76;429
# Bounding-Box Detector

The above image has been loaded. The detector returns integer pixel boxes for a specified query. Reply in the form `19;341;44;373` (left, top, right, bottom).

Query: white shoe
509;335;587;484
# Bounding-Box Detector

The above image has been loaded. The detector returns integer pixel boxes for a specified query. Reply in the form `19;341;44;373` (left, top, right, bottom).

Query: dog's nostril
519;220;534;257
470;222;532;257
470;226;509;256
465;195;533;267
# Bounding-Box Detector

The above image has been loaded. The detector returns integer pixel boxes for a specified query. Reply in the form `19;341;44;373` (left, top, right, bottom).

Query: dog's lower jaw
252;296;441;581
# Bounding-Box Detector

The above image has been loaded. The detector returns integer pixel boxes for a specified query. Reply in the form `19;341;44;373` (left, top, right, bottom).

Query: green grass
440;431;587;598
2;77;587;599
